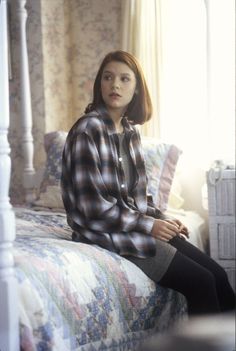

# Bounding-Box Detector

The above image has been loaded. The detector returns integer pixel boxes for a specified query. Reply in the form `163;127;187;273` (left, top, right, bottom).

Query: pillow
141;137;182;211
167;171;185;209
33;131;67;210
34;132;182;212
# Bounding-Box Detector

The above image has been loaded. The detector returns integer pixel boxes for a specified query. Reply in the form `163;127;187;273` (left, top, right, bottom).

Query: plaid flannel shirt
61;107;164;258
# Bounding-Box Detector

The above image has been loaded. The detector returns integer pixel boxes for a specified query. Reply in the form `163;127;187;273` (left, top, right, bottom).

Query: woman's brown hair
85;50;153;125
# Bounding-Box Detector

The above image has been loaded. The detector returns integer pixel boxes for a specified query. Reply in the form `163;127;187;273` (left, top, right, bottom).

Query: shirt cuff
136;214;155;235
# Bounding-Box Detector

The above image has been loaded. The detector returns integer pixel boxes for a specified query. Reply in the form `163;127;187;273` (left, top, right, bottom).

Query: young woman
61;50;235;315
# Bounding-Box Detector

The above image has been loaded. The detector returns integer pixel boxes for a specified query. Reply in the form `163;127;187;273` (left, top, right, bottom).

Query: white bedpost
0;0;19;350
17;0;36;203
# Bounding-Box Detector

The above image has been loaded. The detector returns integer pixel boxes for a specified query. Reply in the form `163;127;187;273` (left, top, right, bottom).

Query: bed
0;1;207;350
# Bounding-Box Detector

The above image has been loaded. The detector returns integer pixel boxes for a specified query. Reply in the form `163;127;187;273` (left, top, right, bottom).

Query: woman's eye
103;75;112;81
102;75;130;82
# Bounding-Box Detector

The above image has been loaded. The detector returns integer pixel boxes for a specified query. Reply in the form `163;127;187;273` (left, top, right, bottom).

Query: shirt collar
96;105;135;136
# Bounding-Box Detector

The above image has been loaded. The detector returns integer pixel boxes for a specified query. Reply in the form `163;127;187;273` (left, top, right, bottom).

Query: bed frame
0;1;35;350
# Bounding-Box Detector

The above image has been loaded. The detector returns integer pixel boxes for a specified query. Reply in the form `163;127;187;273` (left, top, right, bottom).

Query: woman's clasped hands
151;218;189;242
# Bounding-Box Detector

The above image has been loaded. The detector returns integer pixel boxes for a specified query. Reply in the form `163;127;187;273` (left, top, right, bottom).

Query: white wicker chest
206;167;235;291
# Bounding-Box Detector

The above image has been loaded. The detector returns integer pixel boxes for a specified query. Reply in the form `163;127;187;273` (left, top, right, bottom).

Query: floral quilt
14;208;187;351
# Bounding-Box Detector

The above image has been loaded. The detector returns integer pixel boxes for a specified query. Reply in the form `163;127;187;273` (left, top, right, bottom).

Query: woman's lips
109;93;121;97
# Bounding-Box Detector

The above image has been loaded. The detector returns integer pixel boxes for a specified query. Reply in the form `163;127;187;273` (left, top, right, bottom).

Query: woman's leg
159;250;221;315
125;236;235;315
125;239;222;315
167;236;235;312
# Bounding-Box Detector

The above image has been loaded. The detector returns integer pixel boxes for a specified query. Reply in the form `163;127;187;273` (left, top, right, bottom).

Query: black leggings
159;236;235;315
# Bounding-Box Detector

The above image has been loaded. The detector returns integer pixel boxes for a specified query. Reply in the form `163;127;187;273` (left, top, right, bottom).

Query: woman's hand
151;219;180;242
151;218;189;242
166;218;189;238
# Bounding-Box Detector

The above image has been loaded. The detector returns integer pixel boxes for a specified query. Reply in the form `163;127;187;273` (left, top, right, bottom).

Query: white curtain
121;0;162;138
121;0;235;168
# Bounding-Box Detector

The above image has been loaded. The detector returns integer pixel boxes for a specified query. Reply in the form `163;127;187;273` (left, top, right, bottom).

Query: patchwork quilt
14;208;187;351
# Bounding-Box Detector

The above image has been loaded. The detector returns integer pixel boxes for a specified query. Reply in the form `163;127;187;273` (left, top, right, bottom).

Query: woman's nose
112;78;120;89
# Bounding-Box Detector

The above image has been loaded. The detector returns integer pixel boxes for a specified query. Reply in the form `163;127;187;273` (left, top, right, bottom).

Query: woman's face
101;61;137;116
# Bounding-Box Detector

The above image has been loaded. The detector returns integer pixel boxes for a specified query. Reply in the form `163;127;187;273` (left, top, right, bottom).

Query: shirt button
119;157;122;162
121;184;125;188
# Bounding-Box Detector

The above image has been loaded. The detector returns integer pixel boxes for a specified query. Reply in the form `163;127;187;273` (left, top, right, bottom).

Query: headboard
0;0;33;349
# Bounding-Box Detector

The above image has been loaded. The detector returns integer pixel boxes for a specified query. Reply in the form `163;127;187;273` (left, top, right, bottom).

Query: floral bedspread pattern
14;208;187;351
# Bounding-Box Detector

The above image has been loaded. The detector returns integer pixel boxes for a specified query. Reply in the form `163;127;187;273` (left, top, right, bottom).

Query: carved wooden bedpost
0;0;19;350
17;0;36;202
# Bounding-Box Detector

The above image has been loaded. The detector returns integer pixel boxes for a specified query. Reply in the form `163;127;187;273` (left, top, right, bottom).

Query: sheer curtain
121;0;235;168
121;0;162;138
